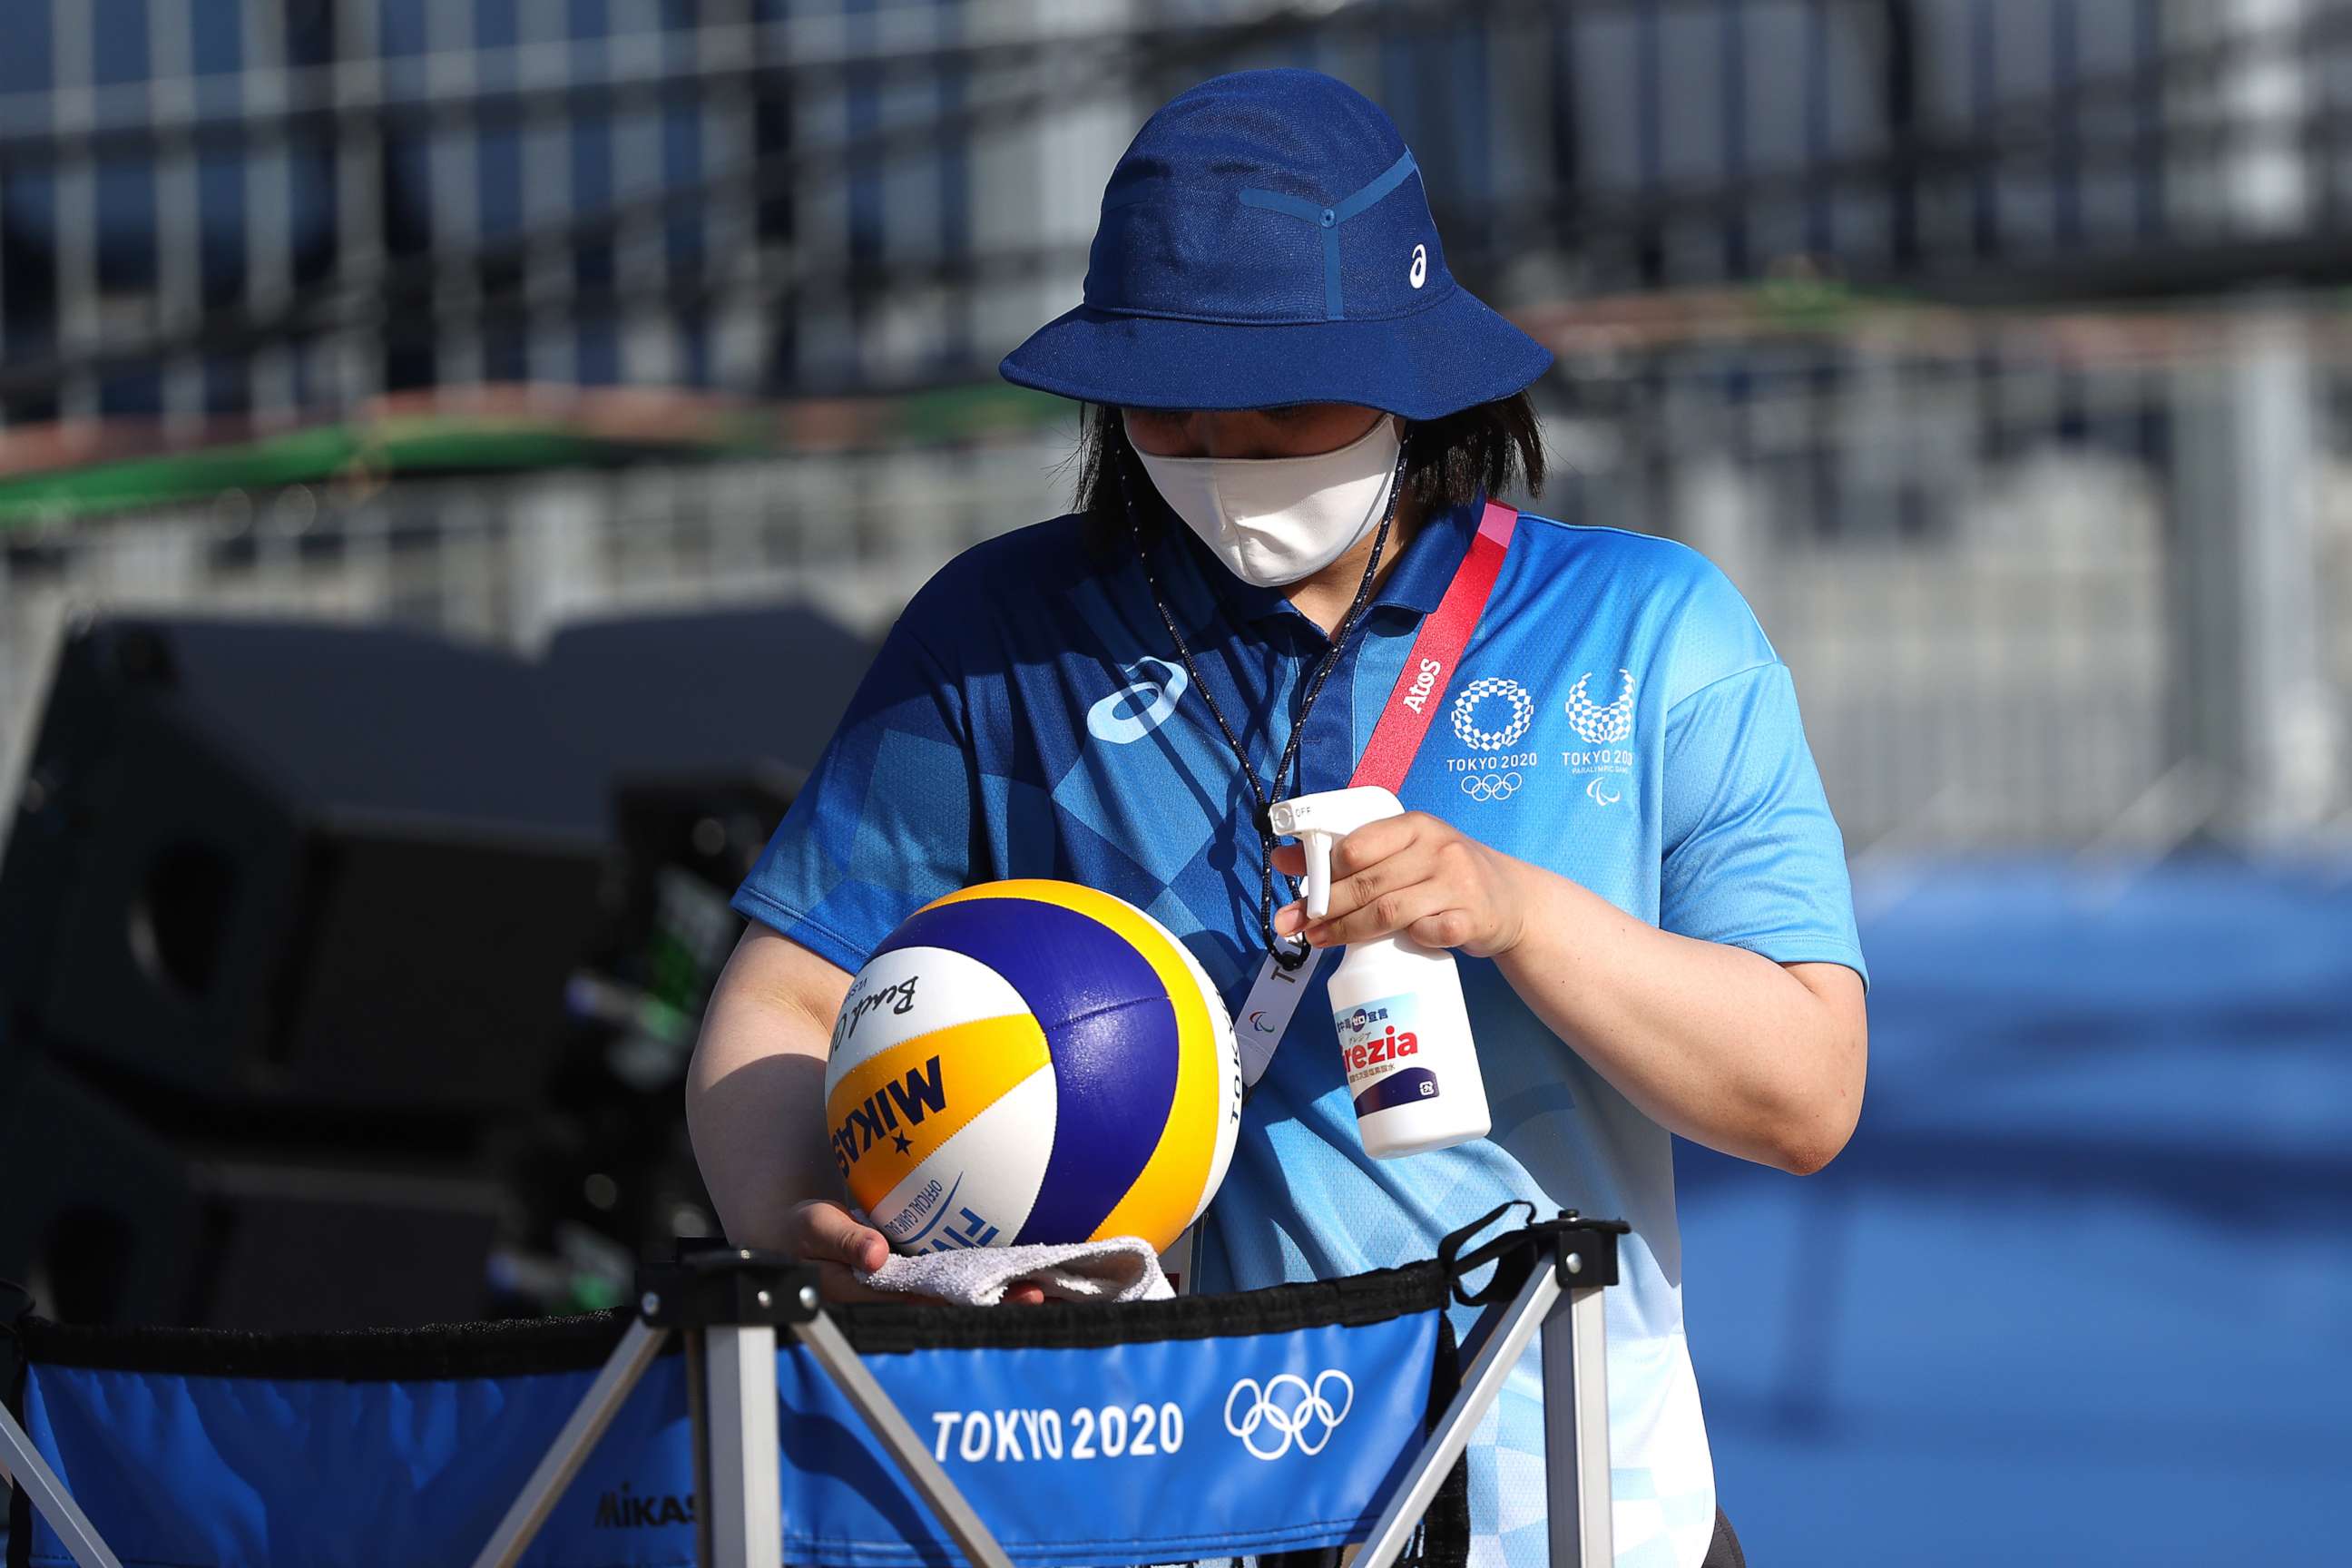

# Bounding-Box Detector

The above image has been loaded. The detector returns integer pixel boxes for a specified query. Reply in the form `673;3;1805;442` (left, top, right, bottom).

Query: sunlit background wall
2;4;2347;1564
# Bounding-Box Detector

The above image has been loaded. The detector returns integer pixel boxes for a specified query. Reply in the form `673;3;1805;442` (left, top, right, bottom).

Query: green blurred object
0;414;754;529
0;387;1071;531
0;424;358;525
567;1275;625;1314
1754;270;1859;333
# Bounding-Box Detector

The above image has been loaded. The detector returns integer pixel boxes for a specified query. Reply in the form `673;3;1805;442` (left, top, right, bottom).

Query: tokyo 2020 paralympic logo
1565;670;1637;745
1224;1370;1354;1460
1449;677;1534;751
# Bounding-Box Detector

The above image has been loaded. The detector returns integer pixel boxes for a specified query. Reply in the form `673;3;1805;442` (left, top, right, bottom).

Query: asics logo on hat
1087;656;1189;744
1409;244;1427;289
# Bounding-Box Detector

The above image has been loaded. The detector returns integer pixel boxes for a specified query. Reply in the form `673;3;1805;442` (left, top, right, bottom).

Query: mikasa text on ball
824;879;1240;1255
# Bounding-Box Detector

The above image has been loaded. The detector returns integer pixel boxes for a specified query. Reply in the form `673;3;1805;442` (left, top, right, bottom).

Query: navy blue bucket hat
1000;69;1553;420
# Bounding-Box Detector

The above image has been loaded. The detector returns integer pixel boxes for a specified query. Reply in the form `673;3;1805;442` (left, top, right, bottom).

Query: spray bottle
1267;786;1491;1158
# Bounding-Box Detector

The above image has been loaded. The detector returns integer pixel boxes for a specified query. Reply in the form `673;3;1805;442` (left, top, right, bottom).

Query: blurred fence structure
12;1;2352;415
8;312;2348;856
1550;300;2352;854
4;0;2351;855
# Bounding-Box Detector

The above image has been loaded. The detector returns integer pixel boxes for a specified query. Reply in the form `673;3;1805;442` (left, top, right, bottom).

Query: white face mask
1126;412;1403;588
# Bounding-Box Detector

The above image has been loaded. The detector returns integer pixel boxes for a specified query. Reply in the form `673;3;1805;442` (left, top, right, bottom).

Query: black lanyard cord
1117;438;1410;971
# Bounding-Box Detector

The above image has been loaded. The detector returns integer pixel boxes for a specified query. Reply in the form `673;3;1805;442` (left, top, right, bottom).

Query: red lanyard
1227;499;1520;1095
1349;500;1519;791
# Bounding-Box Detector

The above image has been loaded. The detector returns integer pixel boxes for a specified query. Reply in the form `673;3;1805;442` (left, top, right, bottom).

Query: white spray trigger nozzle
1302;834;1333;919
1267;786;1407;927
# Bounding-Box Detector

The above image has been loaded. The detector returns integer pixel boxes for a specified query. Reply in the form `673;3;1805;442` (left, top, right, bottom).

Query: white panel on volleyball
828;946;1032;1078
868;1068;1058;1252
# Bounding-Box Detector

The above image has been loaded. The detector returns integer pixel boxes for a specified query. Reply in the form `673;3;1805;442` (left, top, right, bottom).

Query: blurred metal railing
1542;300;2352;853
6;312;2347;856
0;427;1074;812
8;1;2352;424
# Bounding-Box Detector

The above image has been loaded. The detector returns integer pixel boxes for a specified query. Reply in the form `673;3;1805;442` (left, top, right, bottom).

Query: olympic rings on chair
1222;1369;1355;1460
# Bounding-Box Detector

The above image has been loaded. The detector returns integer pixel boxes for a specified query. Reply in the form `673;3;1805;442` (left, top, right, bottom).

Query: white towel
856;1237;1172;1306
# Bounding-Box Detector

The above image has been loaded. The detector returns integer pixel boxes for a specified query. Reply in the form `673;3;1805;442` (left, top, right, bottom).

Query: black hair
1069;391;1547;556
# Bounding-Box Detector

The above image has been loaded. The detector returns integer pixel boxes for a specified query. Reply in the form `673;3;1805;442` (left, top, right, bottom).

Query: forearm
1492;859;1865;1173
684;931;852;1250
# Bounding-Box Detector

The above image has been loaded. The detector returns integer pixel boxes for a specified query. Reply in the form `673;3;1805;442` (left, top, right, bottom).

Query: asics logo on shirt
1086;656;1189;743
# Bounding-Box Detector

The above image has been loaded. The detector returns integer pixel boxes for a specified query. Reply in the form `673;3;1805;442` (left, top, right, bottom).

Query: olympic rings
1458;770;1523;803
1223;1369;1355;1460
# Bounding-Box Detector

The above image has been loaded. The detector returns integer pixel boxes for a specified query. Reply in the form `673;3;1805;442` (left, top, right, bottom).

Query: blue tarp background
1679;858;2352;1566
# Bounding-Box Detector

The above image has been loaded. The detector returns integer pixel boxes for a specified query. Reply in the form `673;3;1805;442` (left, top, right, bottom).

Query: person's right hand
783;1199;1045;1305
787;1199;904;1302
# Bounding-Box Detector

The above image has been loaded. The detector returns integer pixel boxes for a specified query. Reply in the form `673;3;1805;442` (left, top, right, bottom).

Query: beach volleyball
823;879;1240;1255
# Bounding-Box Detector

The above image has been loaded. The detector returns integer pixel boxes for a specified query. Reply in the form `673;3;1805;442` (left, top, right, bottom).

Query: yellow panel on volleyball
826;1016;1050;1217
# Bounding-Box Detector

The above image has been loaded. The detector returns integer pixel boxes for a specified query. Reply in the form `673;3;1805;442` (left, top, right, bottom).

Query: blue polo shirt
735;497;1865;1568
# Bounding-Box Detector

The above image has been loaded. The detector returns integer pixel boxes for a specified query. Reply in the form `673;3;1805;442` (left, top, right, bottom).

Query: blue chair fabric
5;1262;1468;1568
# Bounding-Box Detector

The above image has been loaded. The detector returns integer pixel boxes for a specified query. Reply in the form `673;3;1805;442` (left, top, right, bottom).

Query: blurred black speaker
0;616;609;1115
182;1156;505;1333
540;601;873;789
0;1055;505;1330
0;1051;195;1326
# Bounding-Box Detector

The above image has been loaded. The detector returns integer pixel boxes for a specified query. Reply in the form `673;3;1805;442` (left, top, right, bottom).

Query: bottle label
1334;992;1440;1118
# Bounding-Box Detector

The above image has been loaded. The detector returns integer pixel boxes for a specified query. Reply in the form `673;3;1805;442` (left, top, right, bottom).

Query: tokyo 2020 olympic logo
1449;677;1534;751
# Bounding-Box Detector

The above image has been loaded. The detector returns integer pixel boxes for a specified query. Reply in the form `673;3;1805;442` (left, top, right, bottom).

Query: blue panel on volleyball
5;1272;1453;1568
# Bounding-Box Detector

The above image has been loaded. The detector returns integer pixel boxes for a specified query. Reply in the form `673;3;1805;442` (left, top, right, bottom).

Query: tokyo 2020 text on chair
1;1209;1622;1568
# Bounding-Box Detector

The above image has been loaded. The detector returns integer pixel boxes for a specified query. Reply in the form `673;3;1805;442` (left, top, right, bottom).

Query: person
688;69;1864;1568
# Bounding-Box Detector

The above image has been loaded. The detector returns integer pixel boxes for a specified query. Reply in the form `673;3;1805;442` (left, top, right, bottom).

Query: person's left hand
1270;812;1530;958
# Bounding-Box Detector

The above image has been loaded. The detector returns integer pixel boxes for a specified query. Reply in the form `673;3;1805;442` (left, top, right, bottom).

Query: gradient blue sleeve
1658;661;1867;983
730;617;979;975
